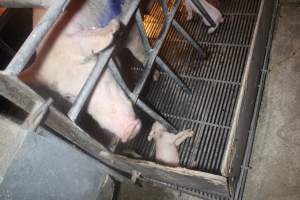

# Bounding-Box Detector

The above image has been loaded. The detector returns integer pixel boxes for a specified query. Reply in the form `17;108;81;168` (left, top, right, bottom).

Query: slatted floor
124;0;260;195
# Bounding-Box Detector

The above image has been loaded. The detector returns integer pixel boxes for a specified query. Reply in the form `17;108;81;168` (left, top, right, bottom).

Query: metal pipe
4;0;70;75
155;56;191;94
0;0;53;8
135;9;151;52
160;0;169;16
108;59;177;132
172;19;207;58
191;0;216;27
67;48;113;121
132;0;181;100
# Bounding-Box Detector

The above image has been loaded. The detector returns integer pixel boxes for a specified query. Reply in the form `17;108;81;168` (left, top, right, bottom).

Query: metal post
4;0;70;75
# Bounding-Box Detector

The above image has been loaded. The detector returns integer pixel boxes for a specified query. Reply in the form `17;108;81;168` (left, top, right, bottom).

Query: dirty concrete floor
243;3;300;200
116;3;300;200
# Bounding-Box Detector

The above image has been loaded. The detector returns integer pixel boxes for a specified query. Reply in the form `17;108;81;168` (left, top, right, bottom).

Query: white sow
20;0;141;143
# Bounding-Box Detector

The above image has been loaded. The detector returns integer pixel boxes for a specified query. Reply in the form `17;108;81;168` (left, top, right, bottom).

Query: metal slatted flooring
125;0;261;198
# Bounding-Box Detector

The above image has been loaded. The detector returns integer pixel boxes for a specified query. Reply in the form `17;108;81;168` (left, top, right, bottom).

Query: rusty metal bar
4;0;70;75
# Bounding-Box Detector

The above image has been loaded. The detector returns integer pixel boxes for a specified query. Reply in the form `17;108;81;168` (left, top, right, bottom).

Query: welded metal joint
22;98;53;132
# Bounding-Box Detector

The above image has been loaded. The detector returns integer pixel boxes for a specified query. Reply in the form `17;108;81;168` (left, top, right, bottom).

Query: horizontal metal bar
172;20;206;58
67;47;113;121
191;0;216;27
132;0;182;100
0;0;53;8
4;0;70;75
108;59;176;132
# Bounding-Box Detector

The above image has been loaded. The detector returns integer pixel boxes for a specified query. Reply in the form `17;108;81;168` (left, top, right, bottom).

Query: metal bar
108;59;176;131
4;0;70;75
0;0;53;8
172;19;207;58
67;48;113;121
135;9;152;52
132;0;181;101
155;56;191;94
160;0;169;15
68;1;141;120
191;0;216;27
22;98;53;132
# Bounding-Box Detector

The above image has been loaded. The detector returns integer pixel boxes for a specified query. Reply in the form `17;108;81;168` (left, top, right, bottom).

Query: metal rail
4;0;70;75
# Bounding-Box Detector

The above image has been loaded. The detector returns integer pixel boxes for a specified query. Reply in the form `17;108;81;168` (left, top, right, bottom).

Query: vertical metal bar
191;0;216;27
172;20;207;58
4;0;70;75
108;59;176;132
155;56;191;94
67;48;113;121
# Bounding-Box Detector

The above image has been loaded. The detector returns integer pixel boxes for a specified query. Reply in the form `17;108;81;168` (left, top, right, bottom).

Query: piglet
148;122;194;167
185;0;224;34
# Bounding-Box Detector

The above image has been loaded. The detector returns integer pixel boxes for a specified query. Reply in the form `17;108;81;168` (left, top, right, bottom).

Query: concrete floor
243;4;300;200
116;3;300;200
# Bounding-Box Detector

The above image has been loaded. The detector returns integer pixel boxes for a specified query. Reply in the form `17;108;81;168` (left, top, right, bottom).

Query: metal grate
126;0;262;198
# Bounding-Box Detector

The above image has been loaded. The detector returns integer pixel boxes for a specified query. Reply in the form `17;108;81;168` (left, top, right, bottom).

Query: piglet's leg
185;1;194;21
174;129;194;147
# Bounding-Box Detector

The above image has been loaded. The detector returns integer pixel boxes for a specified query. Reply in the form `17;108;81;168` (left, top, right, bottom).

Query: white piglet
185;0;224;34
148;122;194;167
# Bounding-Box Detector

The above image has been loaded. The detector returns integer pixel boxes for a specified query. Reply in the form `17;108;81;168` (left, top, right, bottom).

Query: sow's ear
75;19;120;54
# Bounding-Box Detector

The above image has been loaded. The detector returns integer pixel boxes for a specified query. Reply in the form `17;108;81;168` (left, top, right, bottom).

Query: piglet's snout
120;119;142;143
